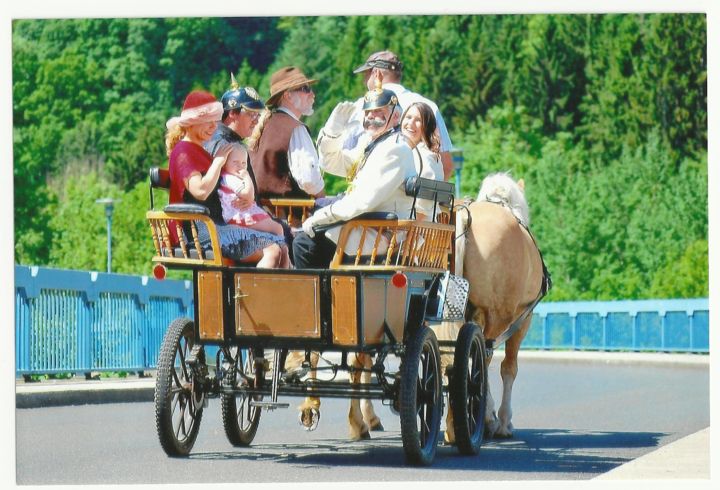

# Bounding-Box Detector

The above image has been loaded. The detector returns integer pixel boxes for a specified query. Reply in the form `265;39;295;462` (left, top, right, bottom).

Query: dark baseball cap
353;50;404;74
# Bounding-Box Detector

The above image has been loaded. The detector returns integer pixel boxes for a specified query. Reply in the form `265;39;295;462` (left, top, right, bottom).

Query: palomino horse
344;172;547;442
442;172;546;440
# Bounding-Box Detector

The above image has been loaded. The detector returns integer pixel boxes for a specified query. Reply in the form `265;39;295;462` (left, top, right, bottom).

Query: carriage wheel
399;327;443;466
450;322;488;455
221;348;262;446
154;317;205;457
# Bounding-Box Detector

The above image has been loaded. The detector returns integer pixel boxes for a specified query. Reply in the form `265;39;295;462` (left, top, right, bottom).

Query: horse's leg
495;315;531;438
444;405;456;445
432;320;462;445
471;309;501;438
288;351;321;430
483;348;500;437
348;353;371;440
359;355;384;431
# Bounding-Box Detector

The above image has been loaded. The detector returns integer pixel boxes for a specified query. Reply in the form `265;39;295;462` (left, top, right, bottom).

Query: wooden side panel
235;273;320;338
362;278;387;344
197;271;224;340
331;276;358;346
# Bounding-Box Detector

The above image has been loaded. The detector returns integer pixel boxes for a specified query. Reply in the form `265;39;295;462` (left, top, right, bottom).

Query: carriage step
250;401;290;410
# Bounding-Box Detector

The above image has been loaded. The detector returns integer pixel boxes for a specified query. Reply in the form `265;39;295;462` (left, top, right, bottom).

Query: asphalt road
15;357;710;484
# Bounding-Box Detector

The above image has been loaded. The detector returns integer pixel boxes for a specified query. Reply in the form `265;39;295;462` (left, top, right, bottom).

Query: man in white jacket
292;82;417;269
347;50;454;179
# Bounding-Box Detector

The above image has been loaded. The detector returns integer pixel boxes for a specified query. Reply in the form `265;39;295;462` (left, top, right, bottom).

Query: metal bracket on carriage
251;349;291;411
426;271;469;321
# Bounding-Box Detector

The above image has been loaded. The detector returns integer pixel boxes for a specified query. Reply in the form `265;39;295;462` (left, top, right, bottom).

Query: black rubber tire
399;327;443;466
450;322;488;455
154;317;204;457
221;348;262;446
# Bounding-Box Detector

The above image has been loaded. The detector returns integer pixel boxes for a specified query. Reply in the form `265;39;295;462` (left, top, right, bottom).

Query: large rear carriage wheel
221;348;263;446
450;322;488;455
154;317;204;457
400;327;443;466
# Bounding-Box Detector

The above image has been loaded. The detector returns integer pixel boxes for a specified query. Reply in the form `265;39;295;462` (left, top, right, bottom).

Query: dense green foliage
12;14;707;300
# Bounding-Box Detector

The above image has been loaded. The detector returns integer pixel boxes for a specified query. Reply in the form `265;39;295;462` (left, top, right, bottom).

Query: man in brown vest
247;66;326;199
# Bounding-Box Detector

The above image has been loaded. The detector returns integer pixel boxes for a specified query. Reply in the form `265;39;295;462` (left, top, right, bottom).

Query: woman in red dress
165;90;289;268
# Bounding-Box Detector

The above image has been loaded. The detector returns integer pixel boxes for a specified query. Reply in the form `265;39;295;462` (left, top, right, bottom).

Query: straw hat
266;66;317;107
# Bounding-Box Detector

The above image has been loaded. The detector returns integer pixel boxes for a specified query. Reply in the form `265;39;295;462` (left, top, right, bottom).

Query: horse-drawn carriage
146;168;548;466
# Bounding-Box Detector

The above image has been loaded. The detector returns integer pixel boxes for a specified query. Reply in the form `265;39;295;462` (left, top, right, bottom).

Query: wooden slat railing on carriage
324;177;457;272
259;197;316;229
328;217;455;272
146;167;228;267
147;168;456;272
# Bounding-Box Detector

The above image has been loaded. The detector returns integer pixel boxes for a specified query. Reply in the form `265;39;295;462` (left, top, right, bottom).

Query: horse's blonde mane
477;172;530;226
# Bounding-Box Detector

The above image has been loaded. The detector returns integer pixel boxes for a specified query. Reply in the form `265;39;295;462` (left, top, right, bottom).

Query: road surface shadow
189;428;666;475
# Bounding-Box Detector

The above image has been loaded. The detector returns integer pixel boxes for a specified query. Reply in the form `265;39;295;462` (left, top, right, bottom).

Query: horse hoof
493;429;513;439
443;433;456;446
369;422;384;432
357;430;371;441
299;407;320;431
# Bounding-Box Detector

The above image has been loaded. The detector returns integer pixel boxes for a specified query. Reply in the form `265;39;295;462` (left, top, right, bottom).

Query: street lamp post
95;198;119;273
450;147;464;198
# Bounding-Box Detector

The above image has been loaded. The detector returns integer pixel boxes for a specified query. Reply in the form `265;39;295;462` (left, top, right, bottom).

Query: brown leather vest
249;111;310;198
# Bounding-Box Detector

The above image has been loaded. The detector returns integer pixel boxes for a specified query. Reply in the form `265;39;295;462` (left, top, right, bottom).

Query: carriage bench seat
146;166;231;267
325;177;457;272
147;203;230;267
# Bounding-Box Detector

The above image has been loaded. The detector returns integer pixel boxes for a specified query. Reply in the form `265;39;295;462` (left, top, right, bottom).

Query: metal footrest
251;401;290;410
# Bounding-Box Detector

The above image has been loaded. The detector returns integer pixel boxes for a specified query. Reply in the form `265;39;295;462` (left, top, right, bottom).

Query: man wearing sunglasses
248;66;326;199
205;73;266;203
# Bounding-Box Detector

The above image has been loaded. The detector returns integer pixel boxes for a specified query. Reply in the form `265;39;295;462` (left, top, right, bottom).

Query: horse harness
456;197;553;349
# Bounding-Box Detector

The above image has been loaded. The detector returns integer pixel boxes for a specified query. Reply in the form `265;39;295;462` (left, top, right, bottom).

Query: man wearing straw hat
247;66;326;199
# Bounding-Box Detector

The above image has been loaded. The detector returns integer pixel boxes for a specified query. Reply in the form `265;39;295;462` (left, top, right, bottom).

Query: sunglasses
294;85;313;94
240;108;261;119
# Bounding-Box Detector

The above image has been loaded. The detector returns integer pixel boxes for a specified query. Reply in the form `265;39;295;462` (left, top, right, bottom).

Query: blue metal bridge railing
15;265;193;375
14;265;708;376
526;299;709;353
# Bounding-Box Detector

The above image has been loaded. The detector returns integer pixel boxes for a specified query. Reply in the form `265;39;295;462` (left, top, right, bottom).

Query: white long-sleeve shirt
277;107;325;196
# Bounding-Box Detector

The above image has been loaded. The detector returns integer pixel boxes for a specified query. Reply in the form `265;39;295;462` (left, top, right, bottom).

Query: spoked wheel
450;322;488;455
154;317;205;457
400;327;443;466
221;348;263;446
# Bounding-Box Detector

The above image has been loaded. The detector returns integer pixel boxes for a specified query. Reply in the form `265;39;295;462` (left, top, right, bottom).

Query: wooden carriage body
146;168;485;467
146;168;458;352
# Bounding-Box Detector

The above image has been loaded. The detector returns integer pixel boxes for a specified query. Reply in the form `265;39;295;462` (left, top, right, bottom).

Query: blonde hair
165;125;186;157
246;108;273;152
217;141;248;173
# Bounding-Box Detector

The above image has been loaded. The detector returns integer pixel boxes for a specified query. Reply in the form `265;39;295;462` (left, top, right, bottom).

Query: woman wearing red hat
165;90;289;268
